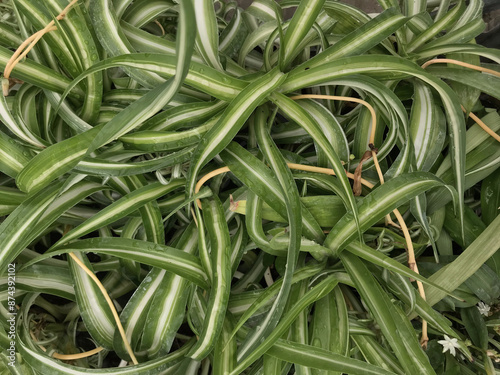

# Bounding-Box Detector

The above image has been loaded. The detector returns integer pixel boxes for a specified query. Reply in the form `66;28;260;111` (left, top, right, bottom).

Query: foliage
0;0;499;374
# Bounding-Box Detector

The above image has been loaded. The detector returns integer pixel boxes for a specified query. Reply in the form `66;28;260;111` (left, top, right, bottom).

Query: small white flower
437;335;460;356
477;302;491;317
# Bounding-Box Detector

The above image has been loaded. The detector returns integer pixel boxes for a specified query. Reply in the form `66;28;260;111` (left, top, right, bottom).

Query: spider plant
0;0;500;374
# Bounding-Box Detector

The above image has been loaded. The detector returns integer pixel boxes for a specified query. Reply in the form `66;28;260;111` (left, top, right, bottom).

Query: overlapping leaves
0;1;499;374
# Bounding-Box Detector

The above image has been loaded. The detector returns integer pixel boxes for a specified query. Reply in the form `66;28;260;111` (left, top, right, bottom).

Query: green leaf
74;147;195;176
230;274;339;374
52;179;185;248
283;54;467;239
22;237;209;289
420;214;500;308
120;119;216;152
193;0;223;71
461;306;488;350
0;46;84;99
85;0;196;154
140;223;199;359
340;252;436;374
324;172;455;255
267;339;394;375
236;104;302;361
280;0;326;70
352;334;404;374
426;65;500;103
0;91;47;149
345;240;462;299
15;126;102;193
310;286;349;375
0;130;30;178
69;252;115;349
406;0;465;53
187;67;286;198
308;8;407;69
270;92;360;240
0;264;74;301
19;332;194;374
296;99;350;165
409;81;446;172
188;196;232;360
481;168;500;225
220;142;324;241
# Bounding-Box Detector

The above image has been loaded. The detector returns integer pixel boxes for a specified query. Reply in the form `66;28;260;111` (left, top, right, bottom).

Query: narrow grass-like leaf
213;315;237;375
14;0;81;76
423;18;485;52
270;92;360;238
85;0;196;154
0;23;23;48
19;333;194;374
39;0;103;124
0;265;74;301
193;0;223;71
282;56;466;236
324;172;455;255
351;335;404;375
238;19;278;68
122;0;174;28
423;214;500;307
296;99;350;165
0;182;61;274
187;68;286;198
290;277;314;375
23;237;209;289
246;0;277;22
236;105;302;361
122;175;165;244
298;8;407;70
310;286;349;375
406;0;465;53
0;92;47;149
461;306;488;350
267;339;394;375
120;119;217;152
140;223;198;359
68;252;115;349
345;241;460;299
52;179;185;248
220;141;324;242
232;194;348;228
279;0;325;70
140;100;227;132
243;191;276;254
0;46;84;99
227;261;325;347
435;111;500;181
0;130;30;178
229;216;248;275
426;66;500;102
113;266;167;361
481;168;500;225
416;43;500;64
340;252;436;374
410;81;446;172
0;180;106;275
188;196;232;360
58;53;247;102
74;147;195;177
230;275;339;374
89;0;163;88
15;125;101;193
